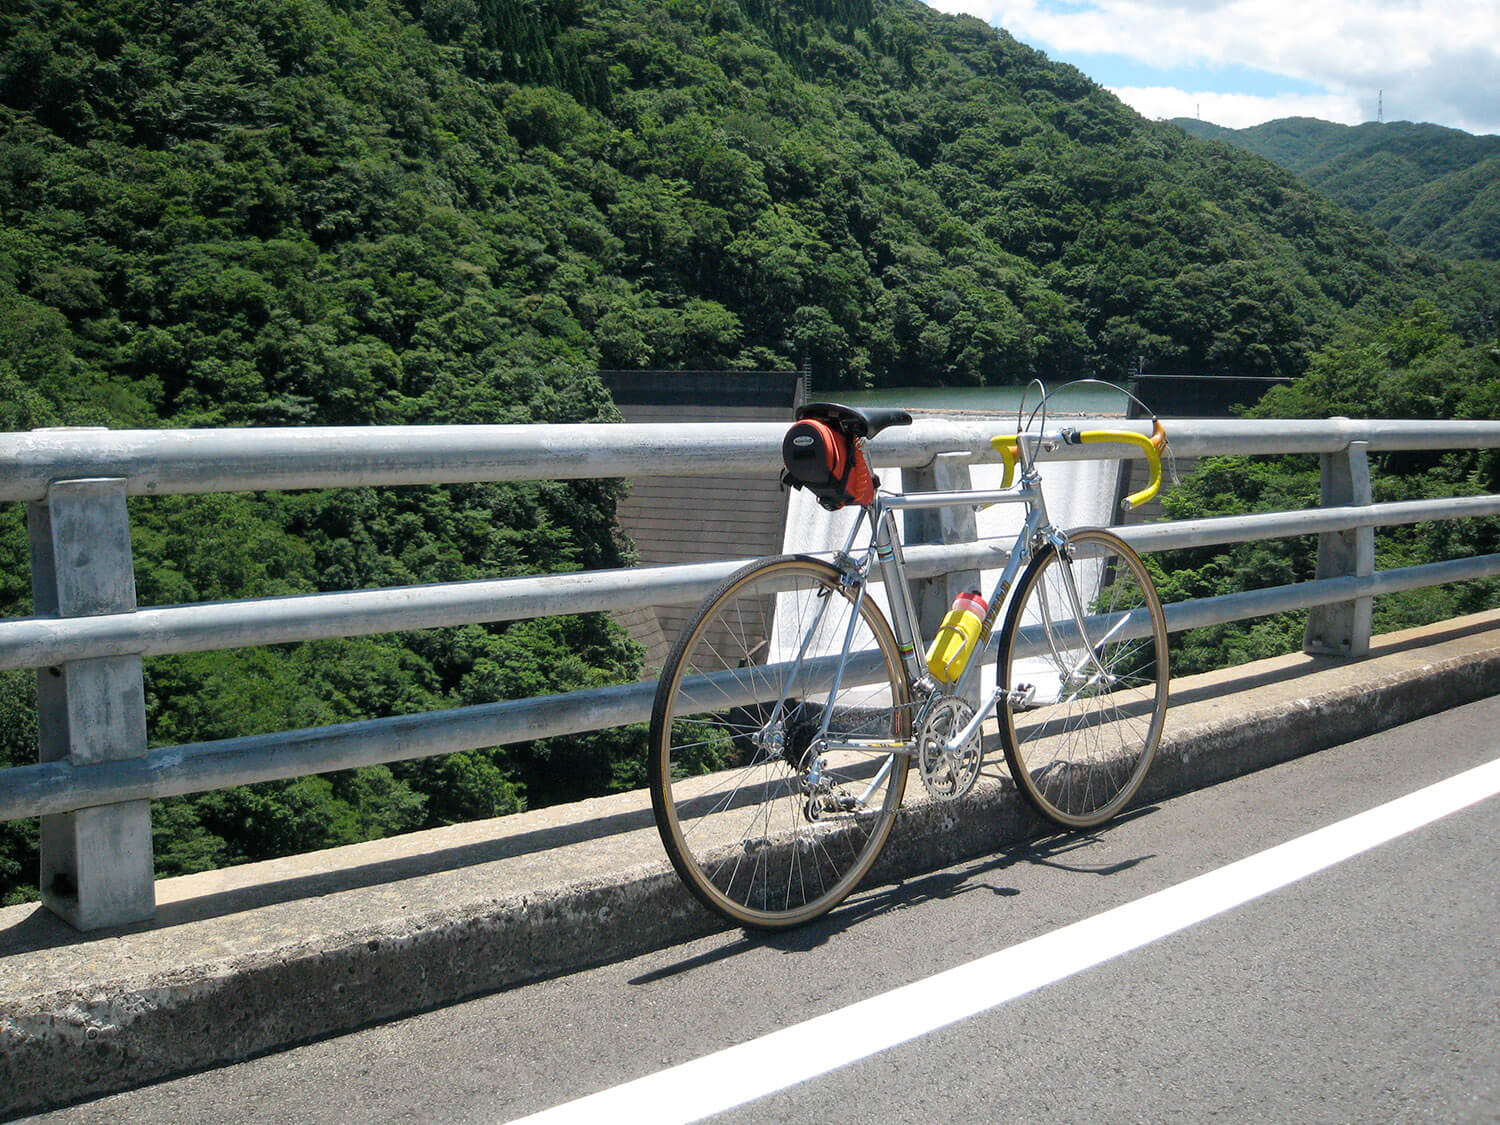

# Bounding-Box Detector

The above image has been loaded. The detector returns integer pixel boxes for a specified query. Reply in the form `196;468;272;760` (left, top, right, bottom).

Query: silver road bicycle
648;385;1171;928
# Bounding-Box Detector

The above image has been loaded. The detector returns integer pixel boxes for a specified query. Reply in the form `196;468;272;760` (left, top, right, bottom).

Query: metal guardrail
4;416;1500;928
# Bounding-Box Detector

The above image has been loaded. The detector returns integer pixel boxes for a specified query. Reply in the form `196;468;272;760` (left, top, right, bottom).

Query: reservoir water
839;381;1128;418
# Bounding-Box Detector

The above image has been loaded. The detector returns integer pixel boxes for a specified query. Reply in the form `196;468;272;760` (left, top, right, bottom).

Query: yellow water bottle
925;590;989;684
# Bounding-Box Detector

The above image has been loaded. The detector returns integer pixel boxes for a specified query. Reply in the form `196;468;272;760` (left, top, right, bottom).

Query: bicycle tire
649;556;910;929
997;528;1168;829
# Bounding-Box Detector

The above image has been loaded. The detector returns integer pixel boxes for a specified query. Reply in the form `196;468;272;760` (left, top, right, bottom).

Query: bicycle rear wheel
649;556;910;929
998;528;1168;829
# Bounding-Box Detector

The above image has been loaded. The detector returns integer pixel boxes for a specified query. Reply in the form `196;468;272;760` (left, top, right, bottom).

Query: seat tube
951;478;1045;702
871;506;927;682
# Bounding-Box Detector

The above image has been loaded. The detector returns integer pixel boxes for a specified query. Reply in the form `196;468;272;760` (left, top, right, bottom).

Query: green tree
1156;304;1500;675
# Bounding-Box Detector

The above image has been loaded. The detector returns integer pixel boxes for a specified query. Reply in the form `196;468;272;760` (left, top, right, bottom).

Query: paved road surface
29;697;1500;1123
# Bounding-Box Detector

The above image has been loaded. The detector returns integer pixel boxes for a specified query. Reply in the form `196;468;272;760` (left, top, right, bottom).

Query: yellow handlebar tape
990;419;1167;510
992;439;1021;489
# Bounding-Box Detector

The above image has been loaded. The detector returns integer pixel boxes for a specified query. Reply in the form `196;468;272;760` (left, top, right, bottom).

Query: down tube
951;502;1044;704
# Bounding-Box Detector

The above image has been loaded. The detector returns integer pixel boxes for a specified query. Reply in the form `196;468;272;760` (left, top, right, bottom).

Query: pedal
1006;684;1037;710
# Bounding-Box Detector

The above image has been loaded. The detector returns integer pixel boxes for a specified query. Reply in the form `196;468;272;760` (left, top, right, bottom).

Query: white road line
505;755;1500;1125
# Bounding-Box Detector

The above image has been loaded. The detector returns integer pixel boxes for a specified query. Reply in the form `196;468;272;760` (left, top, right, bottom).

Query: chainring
916;696;983;800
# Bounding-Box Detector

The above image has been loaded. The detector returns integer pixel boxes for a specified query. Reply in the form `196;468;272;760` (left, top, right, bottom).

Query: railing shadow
3;761;1172;960
0;798;663;957
1164;613;1500;712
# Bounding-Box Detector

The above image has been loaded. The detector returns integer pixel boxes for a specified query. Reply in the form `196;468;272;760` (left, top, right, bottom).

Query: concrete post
901;452;988;706
1304;440;1374;657
28;477;155;929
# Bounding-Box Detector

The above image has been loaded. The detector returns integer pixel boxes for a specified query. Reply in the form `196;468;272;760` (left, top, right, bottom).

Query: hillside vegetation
5;0;1492;413
2;0;1498;900
1175;117;1500;261
1153;302;1500;675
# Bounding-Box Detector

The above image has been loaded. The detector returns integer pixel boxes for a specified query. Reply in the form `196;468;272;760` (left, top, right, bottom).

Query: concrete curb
3;611;1498;1119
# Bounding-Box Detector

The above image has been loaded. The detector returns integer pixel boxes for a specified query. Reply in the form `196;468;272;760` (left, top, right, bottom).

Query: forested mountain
5;0;1493;415
1175;117;1500;260
2;0;1498;900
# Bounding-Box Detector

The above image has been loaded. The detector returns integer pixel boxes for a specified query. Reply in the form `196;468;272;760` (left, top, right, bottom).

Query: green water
837;382;1127;417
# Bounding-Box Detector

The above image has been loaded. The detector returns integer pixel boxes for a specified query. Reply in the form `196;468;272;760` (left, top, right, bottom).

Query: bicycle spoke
650;557;910;928
1000;529;1168;828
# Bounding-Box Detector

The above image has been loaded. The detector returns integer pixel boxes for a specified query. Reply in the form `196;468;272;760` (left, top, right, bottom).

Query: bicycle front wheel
998;528;1168;829
649;556;911;929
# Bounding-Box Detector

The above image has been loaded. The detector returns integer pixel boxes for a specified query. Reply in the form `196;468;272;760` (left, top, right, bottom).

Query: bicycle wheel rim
649;557;910;929
998;529;1168;829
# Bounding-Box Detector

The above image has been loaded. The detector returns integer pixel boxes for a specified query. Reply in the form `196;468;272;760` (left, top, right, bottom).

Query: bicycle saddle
794;402;913;439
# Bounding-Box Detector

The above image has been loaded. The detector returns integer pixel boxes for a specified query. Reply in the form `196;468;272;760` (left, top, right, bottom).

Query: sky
923;0;1500;136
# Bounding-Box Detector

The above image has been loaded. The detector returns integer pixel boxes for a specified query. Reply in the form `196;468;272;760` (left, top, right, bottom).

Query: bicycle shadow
629;806;1159;984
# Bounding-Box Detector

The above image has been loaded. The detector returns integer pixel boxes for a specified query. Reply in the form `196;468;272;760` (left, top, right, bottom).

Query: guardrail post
27;476;155;929
901;453;981;638
1304;440;1374;657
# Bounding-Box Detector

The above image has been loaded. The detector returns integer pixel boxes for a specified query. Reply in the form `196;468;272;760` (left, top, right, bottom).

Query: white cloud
1110;88;1366;130
927;0;1500;134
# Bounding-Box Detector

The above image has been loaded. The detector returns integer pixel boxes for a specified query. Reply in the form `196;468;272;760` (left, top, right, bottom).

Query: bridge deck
5;609;1500;1117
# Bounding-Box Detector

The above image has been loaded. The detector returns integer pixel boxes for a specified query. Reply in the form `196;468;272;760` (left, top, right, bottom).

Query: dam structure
599;369;807;672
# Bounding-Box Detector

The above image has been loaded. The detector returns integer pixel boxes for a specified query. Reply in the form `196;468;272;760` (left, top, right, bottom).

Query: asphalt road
29;696;1500;1124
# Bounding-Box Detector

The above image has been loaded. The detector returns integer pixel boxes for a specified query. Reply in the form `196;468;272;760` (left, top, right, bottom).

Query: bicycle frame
816;429;1077;765
647;389;1171;927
